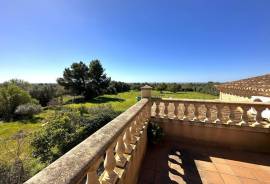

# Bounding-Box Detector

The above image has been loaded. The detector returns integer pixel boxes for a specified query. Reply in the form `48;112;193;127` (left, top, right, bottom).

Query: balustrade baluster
183;103;189;121
193;104;200;121
147;103;152;119
227;106;235;125
140;112;147;131
124;127;132;154
215;105;224;124
130;121;137;144
134;116;141;136
164;102;169;117
86;159;101;184
155;101;160;117
174;102;179;120
204;105;212;123
101;144;118;184
251;107;264;127
237;106;249;126
115;134;127;168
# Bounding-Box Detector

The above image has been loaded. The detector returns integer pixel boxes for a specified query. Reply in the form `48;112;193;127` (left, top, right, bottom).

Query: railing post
141;85;152;98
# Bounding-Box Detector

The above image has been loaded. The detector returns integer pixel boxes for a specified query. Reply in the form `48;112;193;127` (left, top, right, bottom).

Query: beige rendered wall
154;118;270;153
220;92;252;102
119;124;148;184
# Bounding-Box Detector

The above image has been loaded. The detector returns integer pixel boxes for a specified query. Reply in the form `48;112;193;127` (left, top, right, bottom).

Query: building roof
216;74;270;97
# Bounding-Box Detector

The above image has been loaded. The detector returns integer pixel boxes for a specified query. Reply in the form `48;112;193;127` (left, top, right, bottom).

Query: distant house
216;74;270;103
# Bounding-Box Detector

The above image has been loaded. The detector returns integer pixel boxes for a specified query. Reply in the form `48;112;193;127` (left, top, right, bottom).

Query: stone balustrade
25;98;151;184
151;97;270;128
24;85;270;184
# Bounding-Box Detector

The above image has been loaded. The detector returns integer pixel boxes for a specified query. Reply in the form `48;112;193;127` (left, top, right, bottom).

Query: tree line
129;82;220;96
0;60;130;121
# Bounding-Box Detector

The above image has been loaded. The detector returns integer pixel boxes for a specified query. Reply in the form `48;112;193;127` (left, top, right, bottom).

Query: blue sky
0;0;270;83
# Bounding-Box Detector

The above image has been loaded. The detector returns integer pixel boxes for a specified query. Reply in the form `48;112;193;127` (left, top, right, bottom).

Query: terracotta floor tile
214;163;234;175
195;160;217;172
230;165;257;179
239;178;261;184
259;165;270;173
220;174;241;184
226;159;247;168
210;156;227;164
138;141;270;184
252;168;270;183
199;170;224;184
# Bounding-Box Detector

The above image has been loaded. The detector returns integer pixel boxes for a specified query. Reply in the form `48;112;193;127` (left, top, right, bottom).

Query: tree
29;84;57;106
0;84;33;121
57;60;110;100
167;83;182;93
156;83;167;93
2;79;31;92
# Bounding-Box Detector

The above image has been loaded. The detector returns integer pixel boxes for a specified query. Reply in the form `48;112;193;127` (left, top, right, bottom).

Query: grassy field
0;90;218;166
1;90;218;141
64;90;218;111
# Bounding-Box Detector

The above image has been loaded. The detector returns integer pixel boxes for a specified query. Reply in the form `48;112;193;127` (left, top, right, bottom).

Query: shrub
29;84;57;106
0;84;33;121
147;122;164;145
0;131;31;184
15;103;42;118
31;106;119;163
106;81;130;94
2;79;31;92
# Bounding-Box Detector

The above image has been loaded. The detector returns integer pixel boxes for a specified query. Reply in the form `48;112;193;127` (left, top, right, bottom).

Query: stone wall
219;92;252;102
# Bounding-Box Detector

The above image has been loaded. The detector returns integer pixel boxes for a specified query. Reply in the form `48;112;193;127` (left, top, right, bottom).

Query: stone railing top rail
25;98;149;184
152;97;270;107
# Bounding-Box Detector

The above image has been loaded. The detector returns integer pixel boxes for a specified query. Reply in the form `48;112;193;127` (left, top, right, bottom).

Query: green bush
31;106;119;163
0;84;33;121
147;122;164;145
15;103;42;118
0;131;32;184
29;84;57;106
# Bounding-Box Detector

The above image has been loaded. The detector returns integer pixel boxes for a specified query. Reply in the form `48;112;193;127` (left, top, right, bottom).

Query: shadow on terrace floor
138;140;270;184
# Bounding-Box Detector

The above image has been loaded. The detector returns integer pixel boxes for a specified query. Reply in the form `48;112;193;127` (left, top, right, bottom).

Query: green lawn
0;90;218;141
64;90;218;111
0;90;218;164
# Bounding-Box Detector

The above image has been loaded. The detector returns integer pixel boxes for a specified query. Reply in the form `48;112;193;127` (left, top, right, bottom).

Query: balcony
25;87;270;184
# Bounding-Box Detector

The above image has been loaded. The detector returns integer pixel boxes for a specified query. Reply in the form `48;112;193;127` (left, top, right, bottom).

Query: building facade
216;74;270;103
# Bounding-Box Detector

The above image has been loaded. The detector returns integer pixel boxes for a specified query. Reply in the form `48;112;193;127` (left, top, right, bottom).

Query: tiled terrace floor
138;141;270;184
